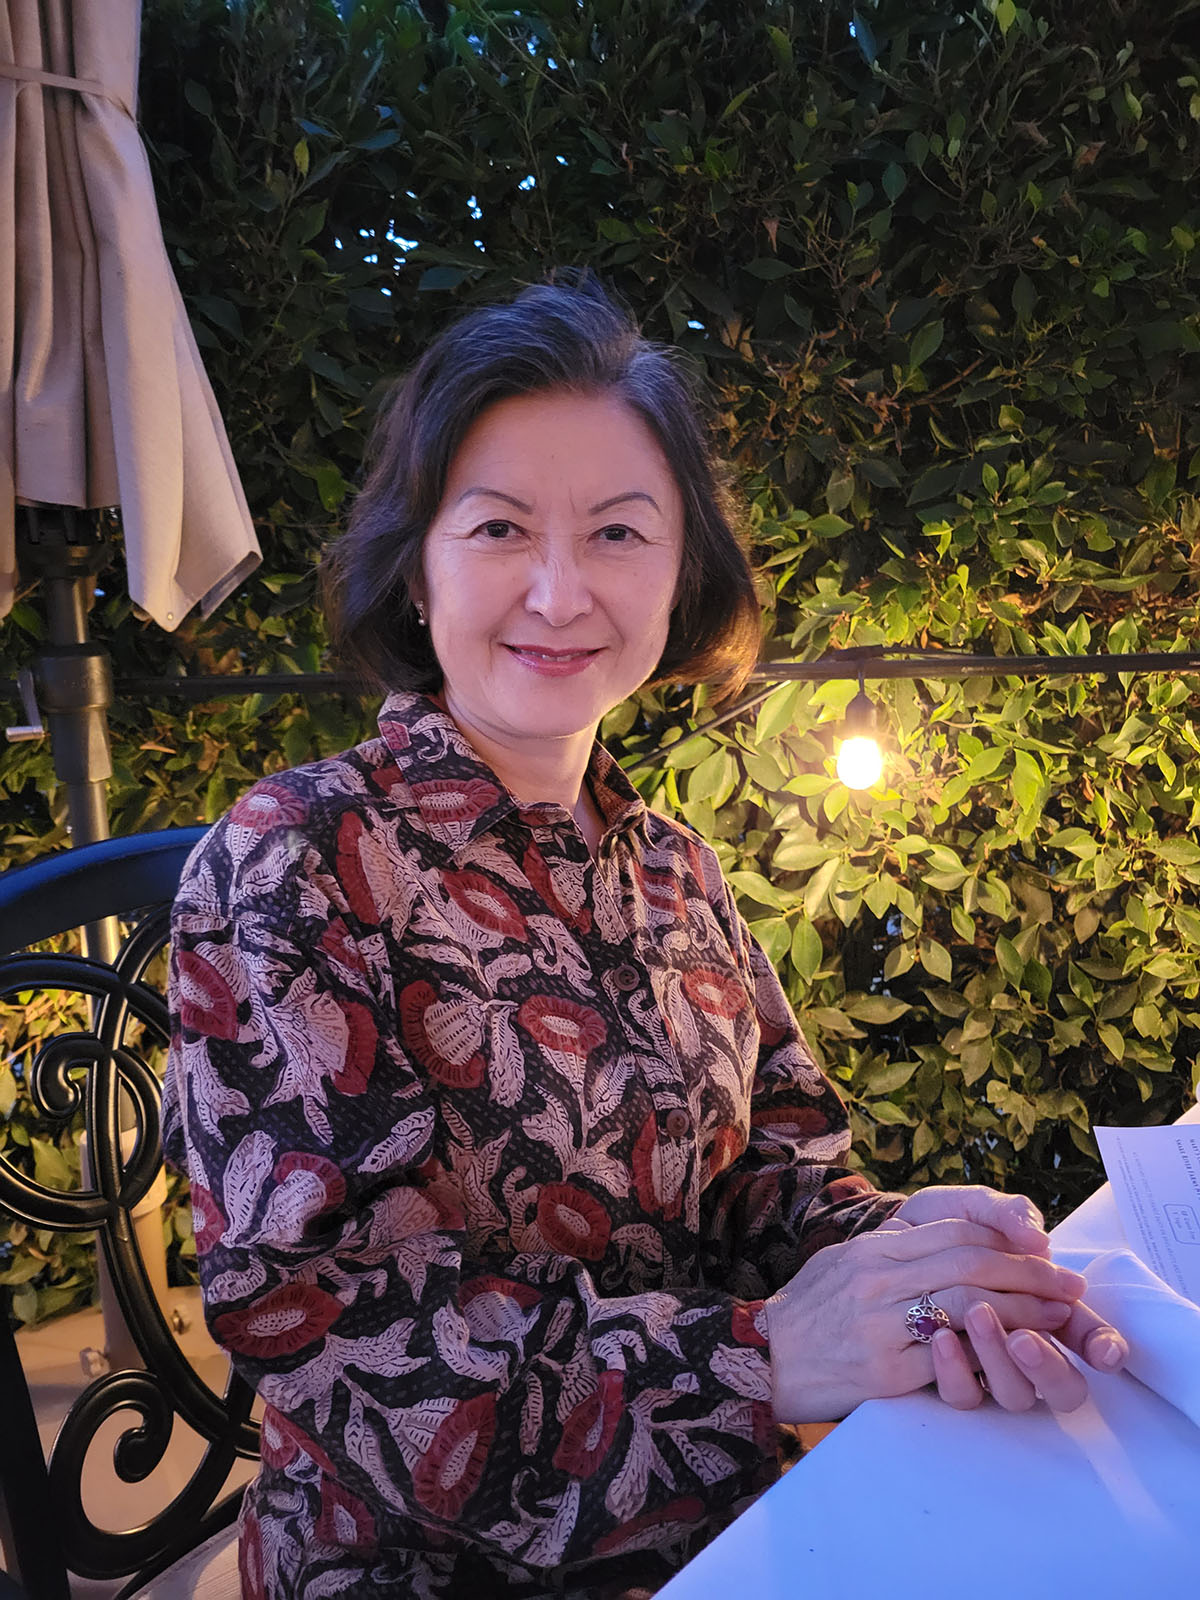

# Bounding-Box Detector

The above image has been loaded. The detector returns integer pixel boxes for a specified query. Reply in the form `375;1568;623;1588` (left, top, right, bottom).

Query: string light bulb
836;681;884;790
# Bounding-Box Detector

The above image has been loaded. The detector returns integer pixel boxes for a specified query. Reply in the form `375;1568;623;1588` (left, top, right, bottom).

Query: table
662;1108;1200;1600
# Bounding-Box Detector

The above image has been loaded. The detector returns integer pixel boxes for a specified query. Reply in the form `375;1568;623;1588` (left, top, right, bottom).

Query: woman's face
415;388;685;752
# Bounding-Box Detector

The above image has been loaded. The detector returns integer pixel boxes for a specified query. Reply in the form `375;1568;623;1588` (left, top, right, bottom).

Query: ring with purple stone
904;1292;952;1344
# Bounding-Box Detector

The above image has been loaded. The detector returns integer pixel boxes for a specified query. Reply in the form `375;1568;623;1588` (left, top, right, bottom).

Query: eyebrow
455;487;662;516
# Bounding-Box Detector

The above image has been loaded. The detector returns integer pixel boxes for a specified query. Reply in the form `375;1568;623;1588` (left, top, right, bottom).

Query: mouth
505;645;602;661
504;644;604;676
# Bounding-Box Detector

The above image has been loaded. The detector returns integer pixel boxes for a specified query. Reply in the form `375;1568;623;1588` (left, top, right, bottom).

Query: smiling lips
505;644;603;677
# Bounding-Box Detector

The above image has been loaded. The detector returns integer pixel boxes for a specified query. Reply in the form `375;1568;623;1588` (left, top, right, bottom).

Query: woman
161;278;1126;1600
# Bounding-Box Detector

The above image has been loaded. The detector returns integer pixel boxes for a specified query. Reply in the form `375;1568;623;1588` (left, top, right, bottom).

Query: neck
434;690;597;816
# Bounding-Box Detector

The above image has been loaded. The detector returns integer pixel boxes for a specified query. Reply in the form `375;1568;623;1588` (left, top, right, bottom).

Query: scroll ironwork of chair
0;830;260;1599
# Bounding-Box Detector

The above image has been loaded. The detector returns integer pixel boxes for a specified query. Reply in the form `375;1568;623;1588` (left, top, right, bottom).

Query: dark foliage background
3;0;1200;1318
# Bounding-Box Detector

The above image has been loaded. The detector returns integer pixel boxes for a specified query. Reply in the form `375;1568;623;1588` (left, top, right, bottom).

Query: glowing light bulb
836;735;884;790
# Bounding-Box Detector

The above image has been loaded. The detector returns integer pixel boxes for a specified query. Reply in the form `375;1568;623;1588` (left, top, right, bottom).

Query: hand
928;1297;1128;1414
893;1185;1130;1383
764;1217;1089;1423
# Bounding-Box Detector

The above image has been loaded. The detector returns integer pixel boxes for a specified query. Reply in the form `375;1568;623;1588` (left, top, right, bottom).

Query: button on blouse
160;691;900;1600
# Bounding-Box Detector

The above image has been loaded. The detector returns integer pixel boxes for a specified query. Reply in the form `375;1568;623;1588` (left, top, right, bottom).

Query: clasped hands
765;1184;1129;1424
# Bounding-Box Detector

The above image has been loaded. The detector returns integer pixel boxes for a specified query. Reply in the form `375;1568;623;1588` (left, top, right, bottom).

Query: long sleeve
694;867;904;1301
163;840;777;1574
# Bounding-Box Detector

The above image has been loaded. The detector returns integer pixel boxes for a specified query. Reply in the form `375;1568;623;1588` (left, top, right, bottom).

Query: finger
1006;1327;1090;1414
937;1289;1073;1335
1052;1298;1129;1373
930;1326;986;1409
910;1244;1087;1304
944;1188;1051;1257
964;1301;1040;1412
870;1217;1052;1261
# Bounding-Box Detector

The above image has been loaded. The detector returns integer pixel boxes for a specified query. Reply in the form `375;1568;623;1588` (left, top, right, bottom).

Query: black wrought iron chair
0;830;260;1599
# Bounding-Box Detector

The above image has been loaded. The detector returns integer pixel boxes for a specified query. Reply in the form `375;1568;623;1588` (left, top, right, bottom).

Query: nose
523;544;594;627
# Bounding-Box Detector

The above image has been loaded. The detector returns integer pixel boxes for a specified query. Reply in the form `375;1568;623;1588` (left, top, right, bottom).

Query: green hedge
3;0;1200;1319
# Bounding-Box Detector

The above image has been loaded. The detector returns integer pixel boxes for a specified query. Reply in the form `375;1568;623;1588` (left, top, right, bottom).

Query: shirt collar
377;691;647;856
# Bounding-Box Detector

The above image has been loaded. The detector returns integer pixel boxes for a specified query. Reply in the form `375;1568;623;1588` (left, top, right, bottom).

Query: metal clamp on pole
4;668;45;742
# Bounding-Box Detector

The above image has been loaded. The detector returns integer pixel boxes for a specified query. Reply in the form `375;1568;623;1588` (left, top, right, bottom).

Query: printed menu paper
1094;1125;1200;1306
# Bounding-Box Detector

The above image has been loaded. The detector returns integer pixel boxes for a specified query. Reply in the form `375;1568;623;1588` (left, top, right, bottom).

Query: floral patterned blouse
161;691;900;1600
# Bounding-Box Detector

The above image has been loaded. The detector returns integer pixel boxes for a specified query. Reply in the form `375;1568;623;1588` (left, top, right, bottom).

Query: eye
475;520;515;540
596;524;640;544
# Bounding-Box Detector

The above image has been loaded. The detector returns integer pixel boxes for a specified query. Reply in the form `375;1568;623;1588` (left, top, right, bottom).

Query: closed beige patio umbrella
0;0;260;1371
1;0;260;847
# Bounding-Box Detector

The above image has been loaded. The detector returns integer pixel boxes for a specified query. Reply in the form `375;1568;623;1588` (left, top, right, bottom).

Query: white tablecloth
662;1108;1200;1600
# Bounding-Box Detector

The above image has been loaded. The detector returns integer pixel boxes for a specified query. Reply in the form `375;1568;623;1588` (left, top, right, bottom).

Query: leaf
1012;272;1038;324
804;858;842;919
843;994;911;1023
1153;838;1200;866
863;1059;918;1094
773;835;832;873
727;870;790;912
919;939;952;982
908;318;944;369
1011;750;1044;813
882;163;906;202
755;681;803;741
808;513;852;538
1097;1023;1125;1061
418;265;467;291
791;919;823;983
748;917;792;967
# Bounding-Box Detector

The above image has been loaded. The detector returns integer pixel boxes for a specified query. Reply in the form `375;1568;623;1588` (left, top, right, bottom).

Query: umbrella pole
18;507;118;961
17;507;167;1372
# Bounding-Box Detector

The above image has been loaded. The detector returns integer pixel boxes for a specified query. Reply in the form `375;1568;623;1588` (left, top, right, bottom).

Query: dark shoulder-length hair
322;274;761;702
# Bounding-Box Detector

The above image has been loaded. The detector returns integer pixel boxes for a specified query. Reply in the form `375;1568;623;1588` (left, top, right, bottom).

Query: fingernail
1091;1331;1127;1370
1010;1331;1042;1366
1059;1270;1088;1297
966;1301;991;1338
1047;1300;1072;1326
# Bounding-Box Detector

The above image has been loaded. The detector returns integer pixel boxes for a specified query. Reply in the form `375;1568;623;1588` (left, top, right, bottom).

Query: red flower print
537;1183;612;1260
751;1399;778;1454
751;1104;830;1140
400;980;485;1089
273;1151;348;1227
459;1275;541;1311
316;1480;379;1552
518;994;606;1060
553;1370;624;1478
227;780;308;835
821;1173;875;1204
333;999;377;1095
189;1183;226;1256
522;842;591;933
444;869;526;938
376;715;410;749
731;1300;768;1349
259;1404;336;1473
593;1497;705;1557
319;918;367;976
631;1115;682;1221
412;1392;496;1520
176;950;239;1041
459;1275;542;1342
704;1124;746;1181
756;1008;788;1049
239;1504;266;1600
411;777;500;825
634;864;687;919
367;762;407;797
682;967;747;1019
335;812;379;924
214;1282;342;1359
